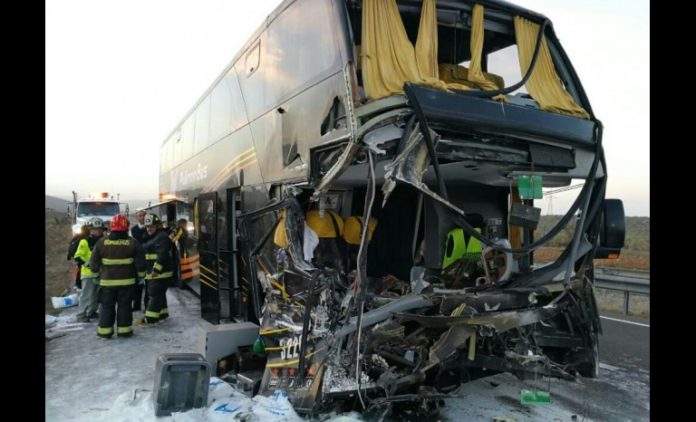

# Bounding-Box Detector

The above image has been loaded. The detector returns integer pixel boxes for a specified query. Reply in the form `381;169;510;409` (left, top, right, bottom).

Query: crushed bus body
157;0;626;416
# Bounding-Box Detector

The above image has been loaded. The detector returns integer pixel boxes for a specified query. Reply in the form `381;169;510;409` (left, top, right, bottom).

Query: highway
443;313;650;421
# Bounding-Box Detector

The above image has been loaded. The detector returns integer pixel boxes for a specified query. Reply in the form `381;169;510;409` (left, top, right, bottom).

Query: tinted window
239;0;340;119
194;95;211;153
210;69;247;142
174;116;195;166
161;137;173;172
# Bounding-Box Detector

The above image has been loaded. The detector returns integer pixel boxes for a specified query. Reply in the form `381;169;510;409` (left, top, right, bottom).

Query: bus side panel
246;74;350;184
235;0;349;183
159;125;264;201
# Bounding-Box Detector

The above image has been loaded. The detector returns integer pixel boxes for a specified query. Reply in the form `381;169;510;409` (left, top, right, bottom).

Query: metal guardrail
594;269;649;315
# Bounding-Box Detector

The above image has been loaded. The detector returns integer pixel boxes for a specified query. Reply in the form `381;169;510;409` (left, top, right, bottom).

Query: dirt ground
535;247;649;271
45;219;76;314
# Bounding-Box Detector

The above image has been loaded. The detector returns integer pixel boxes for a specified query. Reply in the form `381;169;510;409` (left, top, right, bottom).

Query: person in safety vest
67;224;89;290
89;214;146;339
73;218;105;322
136;213;175;325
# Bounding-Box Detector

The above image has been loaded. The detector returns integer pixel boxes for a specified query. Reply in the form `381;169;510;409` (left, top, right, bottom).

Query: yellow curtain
467;5;499;91
514;17;590;119
362;0;469;100
415;0;439;79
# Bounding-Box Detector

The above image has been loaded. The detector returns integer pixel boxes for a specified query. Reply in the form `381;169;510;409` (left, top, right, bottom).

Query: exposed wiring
355;150;376;409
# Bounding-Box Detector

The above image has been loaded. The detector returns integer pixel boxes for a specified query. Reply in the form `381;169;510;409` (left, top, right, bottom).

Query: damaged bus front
158;0;625;415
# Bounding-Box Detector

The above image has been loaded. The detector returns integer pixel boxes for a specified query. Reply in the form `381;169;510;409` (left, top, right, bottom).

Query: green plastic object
466;228;482;255
520;389;551;405
518;175;543;200
252;337;265;354
442;228;466;269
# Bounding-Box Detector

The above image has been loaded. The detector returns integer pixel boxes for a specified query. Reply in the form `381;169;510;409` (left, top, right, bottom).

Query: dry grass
594;288;649;318
45;220;76;314
534;247;649;271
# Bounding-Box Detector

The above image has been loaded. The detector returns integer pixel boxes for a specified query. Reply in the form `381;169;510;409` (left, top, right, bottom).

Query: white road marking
599;362;620;371
600;315;650;327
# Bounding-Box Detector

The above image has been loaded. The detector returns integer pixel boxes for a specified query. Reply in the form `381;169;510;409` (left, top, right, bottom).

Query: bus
158;0;625;414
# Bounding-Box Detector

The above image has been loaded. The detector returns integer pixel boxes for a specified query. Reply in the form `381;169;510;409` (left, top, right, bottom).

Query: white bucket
51;293;79;309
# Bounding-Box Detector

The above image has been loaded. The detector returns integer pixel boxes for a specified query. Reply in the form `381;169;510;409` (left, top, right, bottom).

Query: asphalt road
46;288;650;422
599;312;650;372
442;313;650;421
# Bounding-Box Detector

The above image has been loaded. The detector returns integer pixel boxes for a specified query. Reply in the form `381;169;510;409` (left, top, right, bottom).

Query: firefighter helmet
88;217;104;230
144;213;162;227
110;214;130;232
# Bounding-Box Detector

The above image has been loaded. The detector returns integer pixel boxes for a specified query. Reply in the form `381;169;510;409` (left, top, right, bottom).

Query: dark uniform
130;223;149;311
142;226;175;323
89;215;146;338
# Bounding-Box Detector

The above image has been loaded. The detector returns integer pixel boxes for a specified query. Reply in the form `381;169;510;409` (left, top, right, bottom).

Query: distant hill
535;215;649;252
45;195;70;213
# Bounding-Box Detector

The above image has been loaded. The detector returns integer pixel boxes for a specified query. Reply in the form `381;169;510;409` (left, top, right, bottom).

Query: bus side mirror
595;199;625;259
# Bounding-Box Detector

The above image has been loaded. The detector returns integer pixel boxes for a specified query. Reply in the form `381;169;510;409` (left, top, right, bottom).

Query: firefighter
73;218;106;322
130;210;148;311
89;214;146;338
137;213;175;325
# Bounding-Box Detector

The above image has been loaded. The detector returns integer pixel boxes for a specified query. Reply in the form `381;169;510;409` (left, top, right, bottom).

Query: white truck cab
69;191;128;234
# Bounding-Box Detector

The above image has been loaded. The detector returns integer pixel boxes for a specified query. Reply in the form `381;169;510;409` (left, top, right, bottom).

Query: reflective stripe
160;308;169;315
100;278;136;286
145;253;158;260
97;326;114;335
180;255;200;264
200;271;217;285
104;239;131;246
117;326;133;334
181;262;199;271
145;310;160;318
153;263;163;272
102;257;134;265
137;272;146;278
181;269;200;280
81;266;96;278
146;271;173;280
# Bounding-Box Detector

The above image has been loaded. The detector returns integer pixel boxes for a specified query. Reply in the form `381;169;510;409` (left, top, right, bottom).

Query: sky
46;0;649;216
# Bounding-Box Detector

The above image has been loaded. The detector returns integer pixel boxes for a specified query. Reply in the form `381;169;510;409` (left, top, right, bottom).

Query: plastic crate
153;353;212;417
